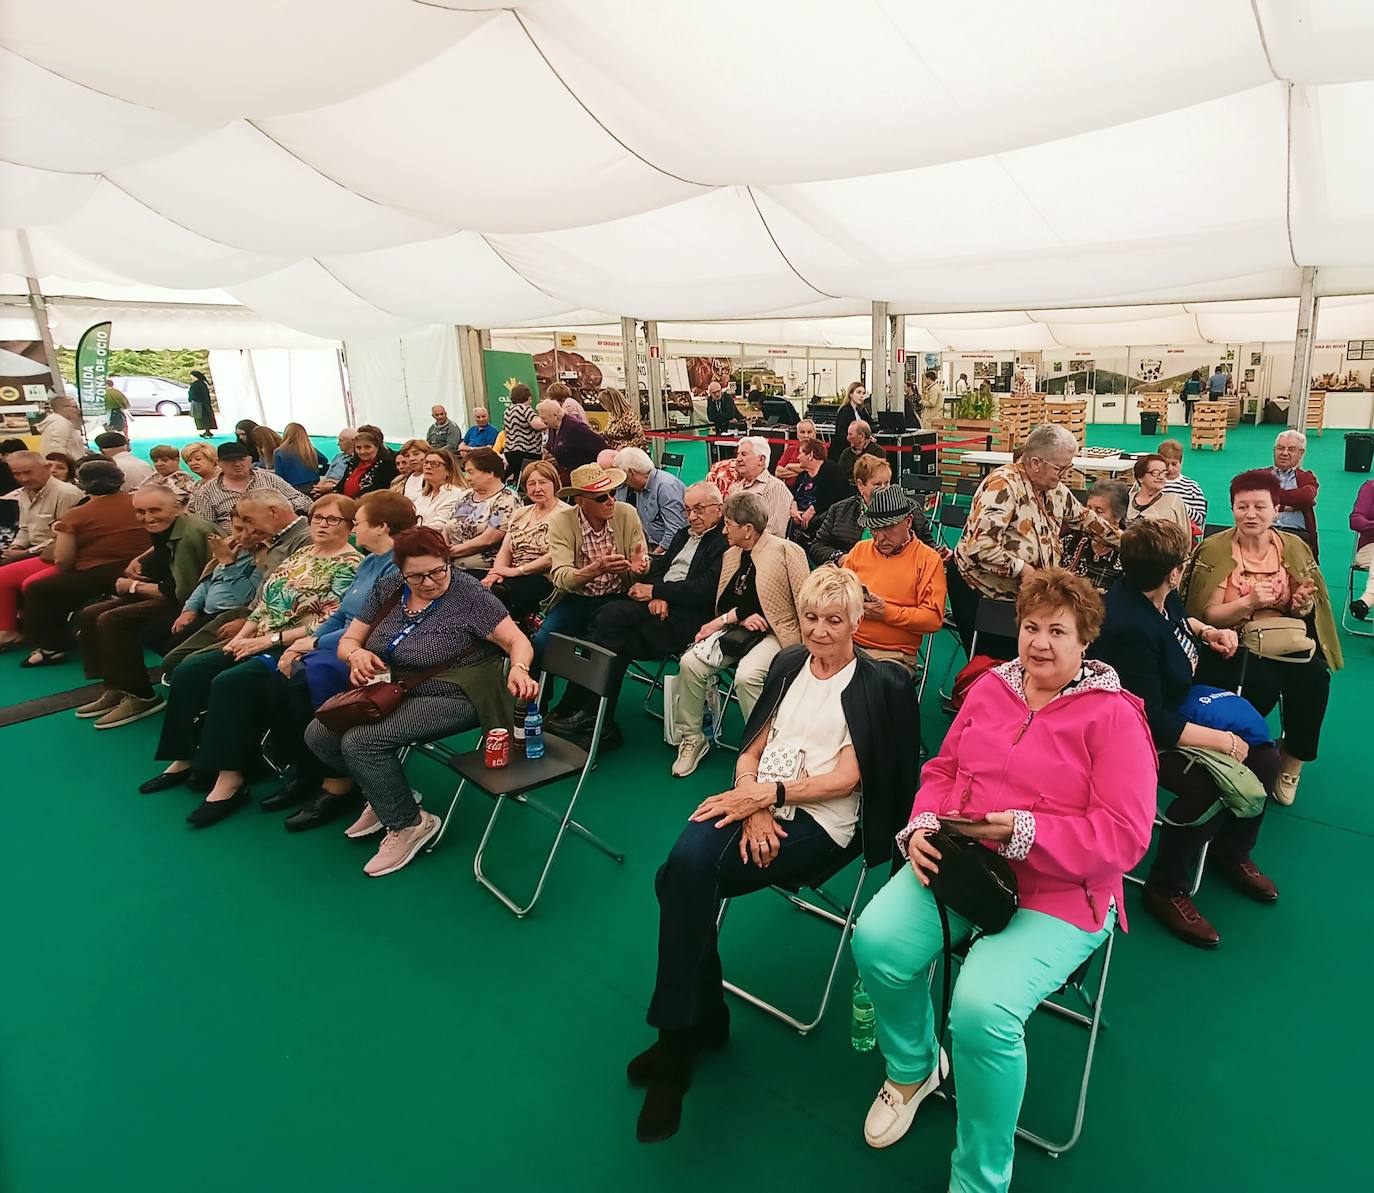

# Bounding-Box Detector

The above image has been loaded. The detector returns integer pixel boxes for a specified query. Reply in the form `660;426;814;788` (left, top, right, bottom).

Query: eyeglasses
402;565;449;585
310;513;353;527
685;502;721;515
1032;457;1074;477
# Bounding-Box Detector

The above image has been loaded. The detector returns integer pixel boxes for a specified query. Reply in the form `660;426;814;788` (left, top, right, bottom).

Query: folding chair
428;634;624;918
660;451;685;477
1123;754;1215;898
929;930;1116;1158
936;502;968;551
626;655;673;720
1342;553;1374;637
717;839;867;1034
939;597;1016;711
708;665;743;751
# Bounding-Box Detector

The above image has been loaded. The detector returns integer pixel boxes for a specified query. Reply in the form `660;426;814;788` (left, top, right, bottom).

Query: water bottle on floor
524;703;544;760
851;979;876;1052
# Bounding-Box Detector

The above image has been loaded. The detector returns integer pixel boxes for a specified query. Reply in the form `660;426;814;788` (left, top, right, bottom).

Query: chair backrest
954;478;980;497
974;596;1019;639
901;473;940;494
939;502;968;529
541;633;620;699
660;451;684;471
1202;522;1230;539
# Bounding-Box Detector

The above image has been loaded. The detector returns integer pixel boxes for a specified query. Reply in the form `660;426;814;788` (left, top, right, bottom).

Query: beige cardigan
546;501;648;600
715;530;810;647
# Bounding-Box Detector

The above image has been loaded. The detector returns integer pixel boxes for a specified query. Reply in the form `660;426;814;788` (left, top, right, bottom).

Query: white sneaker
672;736;710;778
863;1050;949;1149
363;811;440;877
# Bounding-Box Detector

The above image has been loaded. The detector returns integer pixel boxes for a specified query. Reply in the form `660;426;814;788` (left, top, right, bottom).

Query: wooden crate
998;394;1046;450
936;419;1008;492
1190;401;1229;451
1044;398;1088;449
1307;390;1326;437
1137;391;1169;434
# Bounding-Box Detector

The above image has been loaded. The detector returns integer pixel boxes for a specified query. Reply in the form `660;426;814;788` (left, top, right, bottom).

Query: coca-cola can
484;728;510;768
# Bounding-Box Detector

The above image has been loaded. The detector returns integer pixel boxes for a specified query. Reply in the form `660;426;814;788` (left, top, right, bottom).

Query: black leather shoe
636;1082;686;1144
284;792;355;833
260;779;314;813
139;769;191;794
568;721;623;755
627;1007;728;1087
186;788;250;829
545;708;596;734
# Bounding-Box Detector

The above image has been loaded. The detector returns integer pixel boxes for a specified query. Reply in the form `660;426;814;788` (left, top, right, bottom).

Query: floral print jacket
246;545;363;633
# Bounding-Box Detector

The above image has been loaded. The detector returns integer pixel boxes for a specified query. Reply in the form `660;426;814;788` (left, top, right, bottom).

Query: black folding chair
936;502;968;551
427;634;624;917
717;838;868;1035
626;655;673;720
939;597;1017;711
660;451;685;476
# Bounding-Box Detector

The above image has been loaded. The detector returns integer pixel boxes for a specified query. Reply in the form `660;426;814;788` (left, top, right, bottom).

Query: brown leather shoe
1142;886;1220;948
1216;857;1279;903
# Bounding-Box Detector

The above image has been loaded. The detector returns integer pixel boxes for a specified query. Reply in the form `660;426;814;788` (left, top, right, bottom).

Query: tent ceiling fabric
2;1;1374;341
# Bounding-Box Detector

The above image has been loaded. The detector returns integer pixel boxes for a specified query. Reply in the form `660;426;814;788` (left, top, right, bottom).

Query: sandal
20;650;66;668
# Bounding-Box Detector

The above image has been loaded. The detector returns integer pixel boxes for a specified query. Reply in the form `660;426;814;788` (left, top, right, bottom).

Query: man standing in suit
614;447;687;552
543;481;727;750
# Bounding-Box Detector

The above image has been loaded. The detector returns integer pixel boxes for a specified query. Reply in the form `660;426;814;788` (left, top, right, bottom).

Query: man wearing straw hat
535;461;650;672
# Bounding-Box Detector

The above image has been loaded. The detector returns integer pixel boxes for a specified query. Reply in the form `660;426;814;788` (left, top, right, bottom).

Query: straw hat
558;461;626;501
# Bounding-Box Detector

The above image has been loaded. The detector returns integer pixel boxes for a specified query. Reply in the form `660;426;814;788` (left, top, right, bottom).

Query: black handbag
925;829;1019;1085
719;624;767;661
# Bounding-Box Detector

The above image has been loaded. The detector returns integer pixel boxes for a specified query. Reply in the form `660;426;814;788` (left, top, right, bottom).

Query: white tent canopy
3;1;1374;341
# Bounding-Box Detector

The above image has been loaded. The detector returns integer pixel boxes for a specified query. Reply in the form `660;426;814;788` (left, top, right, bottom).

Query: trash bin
1345;432;1374;473
1139;411;1160;436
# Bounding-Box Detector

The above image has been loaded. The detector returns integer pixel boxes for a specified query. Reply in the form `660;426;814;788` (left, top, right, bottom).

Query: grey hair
77;459;124;496
684;480;722;506
7;450;44;468
736;435;771;462
134;482;181;504
614;446;653;474
235;490;295;514
536;399;562;420
338;426;358;438
1086;478;1130;523
1275;429;1307;448
796;566;863;627
724;491;769;534
1023;424;1078;459
850;419;872;439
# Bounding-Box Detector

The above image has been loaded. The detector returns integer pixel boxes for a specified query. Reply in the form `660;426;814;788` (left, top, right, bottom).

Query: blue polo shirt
463;424;499;449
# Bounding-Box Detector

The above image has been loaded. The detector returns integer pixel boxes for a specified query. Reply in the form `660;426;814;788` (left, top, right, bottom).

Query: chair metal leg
1343;564;1374;637
472;700;623;917
719;867;868;1035
426;778;467;853
1124;818;1208;896
713;672;741;752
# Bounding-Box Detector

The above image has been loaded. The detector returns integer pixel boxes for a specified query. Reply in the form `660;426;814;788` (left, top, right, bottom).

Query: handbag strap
363;586;459;693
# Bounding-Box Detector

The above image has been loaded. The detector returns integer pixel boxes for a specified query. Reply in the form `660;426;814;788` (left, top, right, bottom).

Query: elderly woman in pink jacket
851;568;1156;1193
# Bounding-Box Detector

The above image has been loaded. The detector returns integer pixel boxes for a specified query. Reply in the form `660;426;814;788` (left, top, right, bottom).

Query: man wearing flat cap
840;486;946;673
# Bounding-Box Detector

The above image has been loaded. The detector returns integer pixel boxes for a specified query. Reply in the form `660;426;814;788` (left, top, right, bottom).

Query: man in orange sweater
841;486;946;672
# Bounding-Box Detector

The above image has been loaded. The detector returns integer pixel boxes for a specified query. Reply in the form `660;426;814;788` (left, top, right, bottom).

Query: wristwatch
774;782;786;808
272;631;282;646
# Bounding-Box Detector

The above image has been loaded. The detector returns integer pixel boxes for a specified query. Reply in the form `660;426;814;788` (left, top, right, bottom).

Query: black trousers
560;597;699;721
155;646;281;773
489;573;554;620
946;560;1016;660
261;673;327;785
505;451;540;484
1196;647;1330;761
1149;743;1278;895
647;811;841;1031
80;595;175;698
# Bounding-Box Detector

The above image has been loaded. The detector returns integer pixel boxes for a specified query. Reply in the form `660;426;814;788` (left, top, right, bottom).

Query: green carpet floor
2;423;1369;1192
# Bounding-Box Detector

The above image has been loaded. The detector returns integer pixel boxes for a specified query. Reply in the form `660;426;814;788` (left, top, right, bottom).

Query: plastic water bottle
523;703;544;760
850;979;877;1052
702;704;715;742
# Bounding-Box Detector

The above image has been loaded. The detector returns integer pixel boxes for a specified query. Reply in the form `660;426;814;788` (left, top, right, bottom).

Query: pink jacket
900;660;1156;932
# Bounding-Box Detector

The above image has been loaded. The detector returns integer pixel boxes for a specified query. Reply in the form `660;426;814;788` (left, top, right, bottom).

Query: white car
106;374;192;417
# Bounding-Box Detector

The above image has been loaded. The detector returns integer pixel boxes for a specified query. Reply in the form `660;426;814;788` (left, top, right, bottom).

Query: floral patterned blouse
140;469;198;507
246;545;363;633
505;500;571;568
447;486;521;568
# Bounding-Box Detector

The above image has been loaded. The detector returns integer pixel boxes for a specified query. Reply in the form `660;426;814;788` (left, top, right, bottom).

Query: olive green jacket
1180;529;1343;671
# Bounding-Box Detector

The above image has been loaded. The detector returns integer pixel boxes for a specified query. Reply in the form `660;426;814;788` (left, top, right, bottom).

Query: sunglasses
580;492;614;504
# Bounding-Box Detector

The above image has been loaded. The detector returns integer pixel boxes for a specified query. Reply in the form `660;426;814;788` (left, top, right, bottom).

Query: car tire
156;401;182;417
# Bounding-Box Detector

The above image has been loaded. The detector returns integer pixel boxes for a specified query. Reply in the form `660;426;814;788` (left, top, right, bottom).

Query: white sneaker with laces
863;1050;949;1149
363;811;440;877
672;736;710;778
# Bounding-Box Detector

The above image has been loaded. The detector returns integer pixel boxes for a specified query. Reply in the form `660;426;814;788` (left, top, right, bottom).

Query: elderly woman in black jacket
1092;520;1279;950
627;565;919;1144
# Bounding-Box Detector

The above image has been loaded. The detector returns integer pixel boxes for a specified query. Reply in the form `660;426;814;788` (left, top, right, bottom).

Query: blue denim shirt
323;451;352;483
1272;466;1305;530
184;552;260;615
312;549;397;653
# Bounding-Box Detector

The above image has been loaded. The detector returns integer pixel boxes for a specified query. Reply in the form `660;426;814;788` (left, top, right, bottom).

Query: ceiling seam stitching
478;234;569;304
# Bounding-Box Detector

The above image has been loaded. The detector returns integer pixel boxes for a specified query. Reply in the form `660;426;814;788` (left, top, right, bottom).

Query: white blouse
412;483;464;528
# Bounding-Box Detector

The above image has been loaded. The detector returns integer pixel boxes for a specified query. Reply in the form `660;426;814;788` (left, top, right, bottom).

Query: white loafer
863;1049;949;1149
1273;770;1300;806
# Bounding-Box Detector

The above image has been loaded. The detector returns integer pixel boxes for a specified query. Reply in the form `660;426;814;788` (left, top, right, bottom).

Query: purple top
1351;479;1374;551
549;417;608;474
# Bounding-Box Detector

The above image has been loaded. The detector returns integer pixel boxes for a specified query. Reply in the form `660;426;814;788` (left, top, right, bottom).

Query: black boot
627;1003;729;1088
632;1028;697;1144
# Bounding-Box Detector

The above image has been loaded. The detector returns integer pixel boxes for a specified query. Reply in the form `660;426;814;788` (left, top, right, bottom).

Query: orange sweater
842;536;947;655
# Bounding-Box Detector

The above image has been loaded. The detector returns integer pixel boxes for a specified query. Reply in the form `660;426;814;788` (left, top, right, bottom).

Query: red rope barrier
643;429;991;455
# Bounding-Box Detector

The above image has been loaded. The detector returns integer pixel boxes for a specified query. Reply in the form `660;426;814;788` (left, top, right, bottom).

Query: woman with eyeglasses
1124;453;1191;537
141;494;363;828
413;448;465;528
304;527;539;877
445;447;519;571
481;460;570;618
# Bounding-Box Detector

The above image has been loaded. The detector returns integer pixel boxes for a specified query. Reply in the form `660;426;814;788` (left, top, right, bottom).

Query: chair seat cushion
447;733;588;797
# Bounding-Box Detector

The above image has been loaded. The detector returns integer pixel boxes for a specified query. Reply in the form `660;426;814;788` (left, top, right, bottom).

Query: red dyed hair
391;526;450;567
1229;468;1282;505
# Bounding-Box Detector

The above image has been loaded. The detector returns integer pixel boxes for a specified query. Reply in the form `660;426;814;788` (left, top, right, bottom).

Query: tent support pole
619;316;639;422
1287;267;1318;430
16;232;64;397
455;325;487;424
871;301;889;412
336;347;355;427
644;320;666;439
888;313;905;418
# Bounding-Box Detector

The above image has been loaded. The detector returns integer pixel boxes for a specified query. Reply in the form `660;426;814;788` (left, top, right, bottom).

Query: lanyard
381;583;445;662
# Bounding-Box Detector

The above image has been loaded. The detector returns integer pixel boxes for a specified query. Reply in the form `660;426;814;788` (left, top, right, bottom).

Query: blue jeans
531;593;620;665
647;810;842;1031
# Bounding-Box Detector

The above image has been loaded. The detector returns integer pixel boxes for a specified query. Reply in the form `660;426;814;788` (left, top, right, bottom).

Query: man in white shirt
38;395;87;458
728;436;790;537
93;431;155;492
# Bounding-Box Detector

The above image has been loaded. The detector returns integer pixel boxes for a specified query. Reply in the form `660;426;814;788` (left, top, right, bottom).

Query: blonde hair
853;454;892;486
181;442;215;467
280;422;318;470
797;566;863;626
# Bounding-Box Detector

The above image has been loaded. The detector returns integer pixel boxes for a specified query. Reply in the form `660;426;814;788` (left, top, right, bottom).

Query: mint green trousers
851;866;1113;1193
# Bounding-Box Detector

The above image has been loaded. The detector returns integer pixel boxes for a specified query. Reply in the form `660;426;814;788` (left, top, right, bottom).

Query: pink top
900;659;1156;932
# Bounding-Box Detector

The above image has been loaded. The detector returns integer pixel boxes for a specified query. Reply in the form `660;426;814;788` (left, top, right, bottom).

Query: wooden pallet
1190;401;1229;451
936;419;1009;492
1307;390;1326;437
1044;398;1088;450
1137;391;1169;434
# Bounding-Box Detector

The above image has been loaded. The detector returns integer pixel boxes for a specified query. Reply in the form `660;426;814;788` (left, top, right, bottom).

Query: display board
482;349;539;432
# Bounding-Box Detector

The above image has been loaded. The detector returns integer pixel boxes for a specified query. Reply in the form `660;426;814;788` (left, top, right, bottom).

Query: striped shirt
189;470;311;531
1164;474;1207;530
